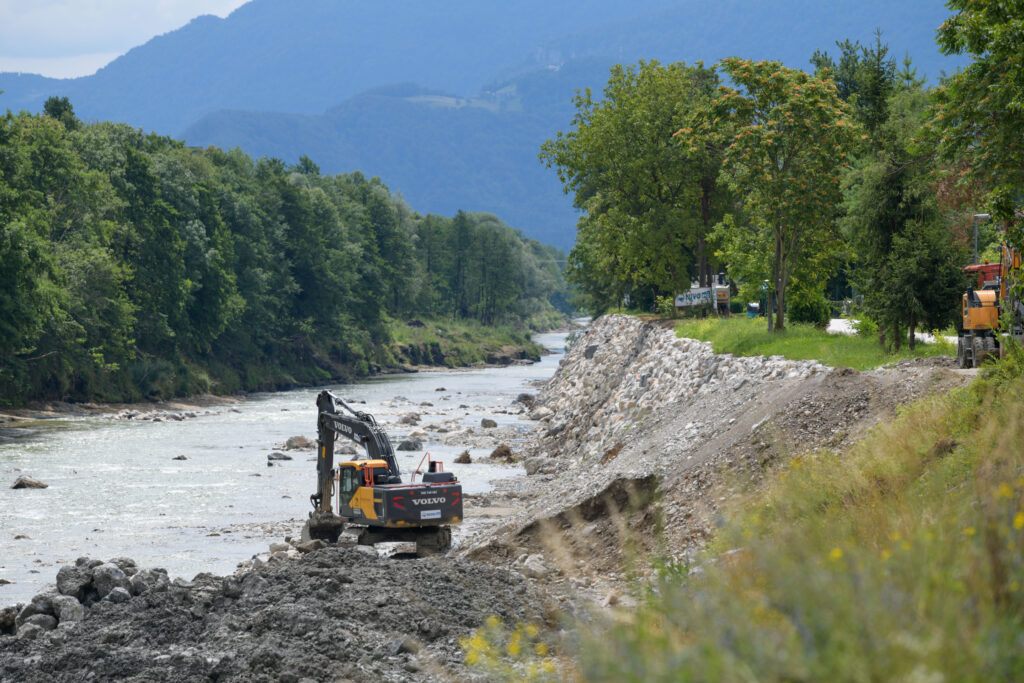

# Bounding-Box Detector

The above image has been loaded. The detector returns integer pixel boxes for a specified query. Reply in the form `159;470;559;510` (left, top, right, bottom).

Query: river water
0;331;568;606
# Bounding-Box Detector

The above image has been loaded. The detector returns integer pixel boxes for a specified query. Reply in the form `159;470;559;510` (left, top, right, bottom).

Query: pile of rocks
1;546;545;682
527;315;824;465
0;556;169;641
112;409;200;422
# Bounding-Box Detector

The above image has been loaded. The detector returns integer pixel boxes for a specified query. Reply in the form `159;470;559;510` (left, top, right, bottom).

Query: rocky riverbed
0;316;969;680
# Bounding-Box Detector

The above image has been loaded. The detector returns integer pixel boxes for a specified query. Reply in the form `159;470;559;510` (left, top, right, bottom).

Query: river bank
0;332;569;608
1;315;974;680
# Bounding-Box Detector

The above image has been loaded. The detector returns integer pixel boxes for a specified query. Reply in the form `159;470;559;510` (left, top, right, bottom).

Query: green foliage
694;57;860;332
676;316;950;370
936;1;1024;232
830;41;965;351
540;60;727;313
0;106;568;406
786;279;831;327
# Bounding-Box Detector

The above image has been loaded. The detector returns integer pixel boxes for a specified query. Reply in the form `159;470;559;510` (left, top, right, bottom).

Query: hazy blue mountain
0;0;676;133
0;0;966;249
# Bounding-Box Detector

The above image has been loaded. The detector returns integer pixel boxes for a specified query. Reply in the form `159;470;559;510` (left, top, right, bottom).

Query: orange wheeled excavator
957;243;1024;368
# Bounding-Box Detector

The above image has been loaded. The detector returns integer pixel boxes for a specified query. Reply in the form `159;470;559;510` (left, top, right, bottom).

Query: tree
690;58;859;331
540;61;727;311
42;96;81;131
840;79;964;349
935;1;1024;233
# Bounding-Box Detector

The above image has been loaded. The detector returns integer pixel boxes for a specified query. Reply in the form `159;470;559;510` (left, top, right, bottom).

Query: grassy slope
572;333;1024;680
385;318;546;368
676;316;953;370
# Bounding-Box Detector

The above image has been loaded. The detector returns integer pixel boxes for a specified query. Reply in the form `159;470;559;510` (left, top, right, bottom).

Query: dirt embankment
0;315;969;679
461;315;969;593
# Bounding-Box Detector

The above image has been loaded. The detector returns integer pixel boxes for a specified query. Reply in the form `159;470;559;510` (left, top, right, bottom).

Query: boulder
50;595;84;623
521;554;549;579
295;539;327;554
10;475;47;489
396;439;422;452
91;563;130;598
104;587;131;604
489;444;513;461
337;444;358;455
0;605;19;635
129;568;169;596
15;591;57;629
16;623;45;641
56;565;92;599
515;393;535;407
480;418;498;429
453;450;472;464
285;435;314;450
172;455;188;460
267;452;293;461
109;557;138;576
399;413;421;425
523;457;553;476
23;614;58;631
584;344;599;359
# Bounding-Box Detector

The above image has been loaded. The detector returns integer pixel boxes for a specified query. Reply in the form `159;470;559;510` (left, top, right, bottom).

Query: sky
0;1;251;79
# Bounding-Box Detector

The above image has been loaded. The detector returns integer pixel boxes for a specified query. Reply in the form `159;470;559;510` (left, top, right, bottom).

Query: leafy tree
540;60;727;311
42;96;81;131
935;1;1024;232
813;35;968;350
692;58;859;331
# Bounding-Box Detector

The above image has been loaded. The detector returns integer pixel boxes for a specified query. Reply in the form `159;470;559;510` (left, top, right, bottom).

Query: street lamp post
974;213;991;263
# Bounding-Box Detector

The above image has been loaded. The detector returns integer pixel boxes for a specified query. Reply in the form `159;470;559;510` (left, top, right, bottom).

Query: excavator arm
307;391;403;540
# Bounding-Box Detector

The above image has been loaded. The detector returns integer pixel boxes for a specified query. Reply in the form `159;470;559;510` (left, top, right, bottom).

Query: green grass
573;348;1024;681
386;318;544;367
676;316;953;370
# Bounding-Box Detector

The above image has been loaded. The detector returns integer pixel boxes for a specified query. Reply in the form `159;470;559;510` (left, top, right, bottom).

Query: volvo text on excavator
301;390;462;555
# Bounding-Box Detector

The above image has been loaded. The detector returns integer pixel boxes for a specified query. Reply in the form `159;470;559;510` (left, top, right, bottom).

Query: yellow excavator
957;243;1024;368
301;390;462;555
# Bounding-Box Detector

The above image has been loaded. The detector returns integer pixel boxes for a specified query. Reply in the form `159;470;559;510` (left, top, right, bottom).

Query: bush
654;296;676;318
852;316;878;338
787;285;831;327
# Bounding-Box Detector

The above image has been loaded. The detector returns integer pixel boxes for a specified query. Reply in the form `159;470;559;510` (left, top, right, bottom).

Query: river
0;331;569;607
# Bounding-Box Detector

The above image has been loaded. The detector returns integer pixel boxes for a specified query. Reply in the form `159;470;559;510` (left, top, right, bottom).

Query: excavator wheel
957;337;968;368
983;336;998;362
415;526;452;557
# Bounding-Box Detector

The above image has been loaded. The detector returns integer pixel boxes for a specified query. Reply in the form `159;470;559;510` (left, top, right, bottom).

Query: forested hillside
0;101;567;407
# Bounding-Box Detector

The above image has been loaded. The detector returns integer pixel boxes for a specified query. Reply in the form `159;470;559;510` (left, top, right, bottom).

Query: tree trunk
773;229;785;332
908;313;917;350
892;321;902;351
696;234;709;288
698;176;713;287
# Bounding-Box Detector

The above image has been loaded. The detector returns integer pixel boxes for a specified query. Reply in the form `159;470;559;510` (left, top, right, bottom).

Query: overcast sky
0;1;251;78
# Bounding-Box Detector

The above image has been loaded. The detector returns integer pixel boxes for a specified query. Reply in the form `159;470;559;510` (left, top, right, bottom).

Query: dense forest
0;99;568;406
542;31;1002;345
